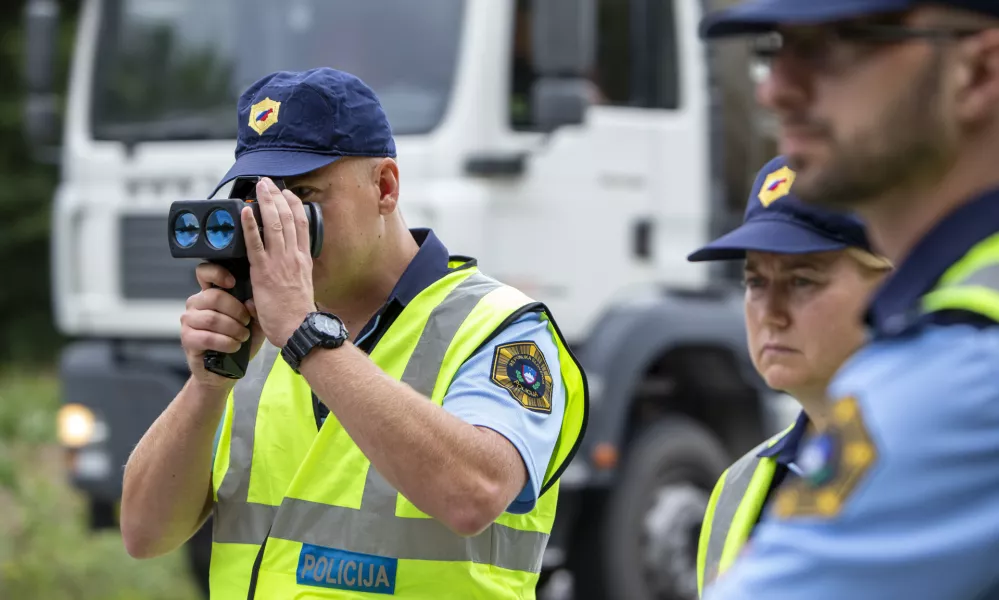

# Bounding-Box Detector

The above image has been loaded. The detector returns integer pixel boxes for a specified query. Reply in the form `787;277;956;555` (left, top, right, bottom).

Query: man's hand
240;177;316;348
180;263;265;391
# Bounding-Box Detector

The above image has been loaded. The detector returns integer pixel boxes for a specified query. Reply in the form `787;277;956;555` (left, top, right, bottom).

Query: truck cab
25;0;796;598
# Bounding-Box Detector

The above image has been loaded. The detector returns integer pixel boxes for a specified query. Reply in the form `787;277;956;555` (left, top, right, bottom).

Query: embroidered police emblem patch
758;165;796;207
491;342;553;414
248;97;281;135
773;396;877;519
797;430;839;487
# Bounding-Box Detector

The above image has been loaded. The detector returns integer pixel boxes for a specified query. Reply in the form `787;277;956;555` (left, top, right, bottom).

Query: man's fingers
284;189;312;255
195;262;235;291
241;206;265;260
266;178;298;250
182;309;252;344
188;288;252;324
245;298;258;320
191;329;244;355
255;178;286;251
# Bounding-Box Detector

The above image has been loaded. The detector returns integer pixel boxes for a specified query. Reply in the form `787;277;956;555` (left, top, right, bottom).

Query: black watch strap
281;312;347;373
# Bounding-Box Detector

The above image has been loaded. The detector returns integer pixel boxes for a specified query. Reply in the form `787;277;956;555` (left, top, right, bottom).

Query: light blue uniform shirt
440;311;565;513
703;188;999;600
211;228;565;514
703;325;999;600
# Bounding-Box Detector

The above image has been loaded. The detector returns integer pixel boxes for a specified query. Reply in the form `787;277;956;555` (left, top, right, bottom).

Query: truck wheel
587;416;730;600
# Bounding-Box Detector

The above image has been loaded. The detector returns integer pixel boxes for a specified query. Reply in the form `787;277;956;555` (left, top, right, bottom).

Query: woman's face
743;250;886;399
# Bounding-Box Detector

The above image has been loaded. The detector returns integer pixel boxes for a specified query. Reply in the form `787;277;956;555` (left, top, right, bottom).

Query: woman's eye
792;277;815;288
743;276;765;288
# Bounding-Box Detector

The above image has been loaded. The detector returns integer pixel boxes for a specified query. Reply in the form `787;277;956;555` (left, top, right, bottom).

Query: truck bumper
58;339;189;507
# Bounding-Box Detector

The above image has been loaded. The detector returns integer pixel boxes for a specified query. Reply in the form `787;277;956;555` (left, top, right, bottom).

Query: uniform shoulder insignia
490;341;554;414
772;396;877;519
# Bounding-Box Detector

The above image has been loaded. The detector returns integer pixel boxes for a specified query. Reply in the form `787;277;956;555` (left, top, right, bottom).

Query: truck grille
120;216;201;300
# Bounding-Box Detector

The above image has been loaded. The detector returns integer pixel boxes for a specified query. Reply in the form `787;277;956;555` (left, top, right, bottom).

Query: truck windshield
91;0;465;142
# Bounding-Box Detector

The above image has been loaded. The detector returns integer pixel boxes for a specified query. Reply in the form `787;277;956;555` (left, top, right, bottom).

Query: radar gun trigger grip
167;176;325;379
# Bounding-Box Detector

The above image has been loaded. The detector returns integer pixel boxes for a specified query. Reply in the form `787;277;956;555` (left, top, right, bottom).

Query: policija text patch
298;544;396;595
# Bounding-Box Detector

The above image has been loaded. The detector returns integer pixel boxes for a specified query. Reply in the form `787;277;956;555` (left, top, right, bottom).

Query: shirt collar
384;228;451;307
757;410;810;466
865;187;999;337
354;228;452;346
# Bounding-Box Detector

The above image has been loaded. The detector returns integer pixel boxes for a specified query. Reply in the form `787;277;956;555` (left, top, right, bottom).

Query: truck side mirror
529;0;596;132
23;0;62;164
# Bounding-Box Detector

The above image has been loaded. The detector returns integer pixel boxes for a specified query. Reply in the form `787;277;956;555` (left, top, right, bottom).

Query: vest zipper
245;528;270;600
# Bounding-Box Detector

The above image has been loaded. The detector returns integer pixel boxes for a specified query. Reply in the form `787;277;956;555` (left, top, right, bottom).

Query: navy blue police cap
700;0;999;39
687;156;876;262
211;67;396;197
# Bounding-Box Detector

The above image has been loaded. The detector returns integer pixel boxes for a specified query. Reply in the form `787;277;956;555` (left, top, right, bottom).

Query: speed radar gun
167;176;324;379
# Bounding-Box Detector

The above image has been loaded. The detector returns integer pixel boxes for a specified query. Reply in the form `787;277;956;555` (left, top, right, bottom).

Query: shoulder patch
490;341;554;414
772;396;877;519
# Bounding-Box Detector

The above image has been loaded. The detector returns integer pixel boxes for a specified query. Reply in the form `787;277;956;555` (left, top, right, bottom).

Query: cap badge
758;165;796;207
248;97;281;135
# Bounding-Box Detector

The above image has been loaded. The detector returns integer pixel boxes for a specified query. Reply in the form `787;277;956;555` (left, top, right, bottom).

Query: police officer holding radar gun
695;0;999;599
119;67;588;600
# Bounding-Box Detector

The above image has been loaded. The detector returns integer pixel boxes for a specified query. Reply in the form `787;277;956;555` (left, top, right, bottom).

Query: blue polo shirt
212;228;566;514
757;410;810;467
755;410;810;514
703;189;999;600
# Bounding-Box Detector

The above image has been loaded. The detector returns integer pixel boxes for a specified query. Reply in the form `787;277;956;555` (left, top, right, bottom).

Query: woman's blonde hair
846;246;894;273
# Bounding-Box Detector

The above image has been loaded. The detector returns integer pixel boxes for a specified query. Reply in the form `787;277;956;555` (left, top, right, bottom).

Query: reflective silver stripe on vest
213;343;281;544
956;262;999;290
213;499;277;545
701;439;771;587
269;497;547;573
216;272;549;573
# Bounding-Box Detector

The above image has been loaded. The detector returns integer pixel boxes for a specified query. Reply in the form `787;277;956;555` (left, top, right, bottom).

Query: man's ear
956;28;999;124
374;158;400;215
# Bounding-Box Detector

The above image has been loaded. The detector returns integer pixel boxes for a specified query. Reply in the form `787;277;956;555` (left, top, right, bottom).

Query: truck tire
574;416;731;600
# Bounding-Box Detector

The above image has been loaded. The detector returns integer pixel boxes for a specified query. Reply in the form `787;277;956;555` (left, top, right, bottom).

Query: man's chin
784;158;826;200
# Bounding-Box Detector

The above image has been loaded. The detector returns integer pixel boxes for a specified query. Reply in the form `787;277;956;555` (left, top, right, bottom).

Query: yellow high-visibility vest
696;425;793;596
921;231;999;323
209;261;588;599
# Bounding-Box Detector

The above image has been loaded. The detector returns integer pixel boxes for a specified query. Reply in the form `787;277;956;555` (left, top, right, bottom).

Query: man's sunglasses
751;21;990;64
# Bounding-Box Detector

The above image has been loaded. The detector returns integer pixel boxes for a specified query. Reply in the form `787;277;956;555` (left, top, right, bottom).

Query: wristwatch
281;311;349;373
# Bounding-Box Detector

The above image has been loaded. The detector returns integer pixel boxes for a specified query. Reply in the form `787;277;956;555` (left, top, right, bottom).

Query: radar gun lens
172;212;200;248
206;209;237;250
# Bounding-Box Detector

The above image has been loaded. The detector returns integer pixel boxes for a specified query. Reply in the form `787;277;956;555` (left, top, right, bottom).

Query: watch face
310;313;343;338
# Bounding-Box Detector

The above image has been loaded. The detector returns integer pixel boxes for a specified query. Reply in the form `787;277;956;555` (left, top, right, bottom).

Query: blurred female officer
685;156;892;596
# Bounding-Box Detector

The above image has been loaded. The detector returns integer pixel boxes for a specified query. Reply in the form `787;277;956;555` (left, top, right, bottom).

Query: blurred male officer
695;1;999;599
119;67;588;600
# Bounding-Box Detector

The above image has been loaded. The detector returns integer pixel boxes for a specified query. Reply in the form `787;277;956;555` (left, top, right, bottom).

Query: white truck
23;0;797;598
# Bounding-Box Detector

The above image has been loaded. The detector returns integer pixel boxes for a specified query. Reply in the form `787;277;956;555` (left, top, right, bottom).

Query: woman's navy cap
700;0;999;39
687;156;875;262
211;67;396;197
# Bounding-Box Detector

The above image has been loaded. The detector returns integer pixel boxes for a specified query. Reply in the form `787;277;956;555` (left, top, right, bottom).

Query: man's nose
755;54;812;115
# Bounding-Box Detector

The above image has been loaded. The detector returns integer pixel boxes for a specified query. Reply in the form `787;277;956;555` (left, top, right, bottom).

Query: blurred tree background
0;0;77;365
0;2;202;598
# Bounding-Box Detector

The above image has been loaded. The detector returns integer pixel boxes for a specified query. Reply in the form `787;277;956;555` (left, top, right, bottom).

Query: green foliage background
0;370;202;599
0;2;202;597
0;0;73;365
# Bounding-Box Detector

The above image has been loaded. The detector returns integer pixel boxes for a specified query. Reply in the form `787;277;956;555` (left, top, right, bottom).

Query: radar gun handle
203;259;254;380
